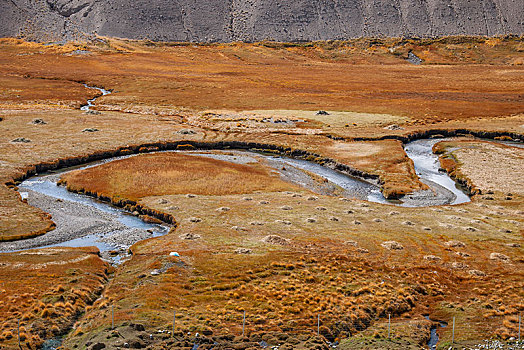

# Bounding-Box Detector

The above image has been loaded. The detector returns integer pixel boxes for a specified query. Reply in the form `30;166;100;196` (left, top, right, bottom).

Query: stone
381;241;403;250
445;240;466;248
468;270;486;277
11;137;31;143
451;262;469;269
276;220;291;225
177;129;196;135
423;255;441;261
179;232;201;240
91;343;106;350
455;252;470;258
384;124;404;130
490;252;510;263
262;235;289;245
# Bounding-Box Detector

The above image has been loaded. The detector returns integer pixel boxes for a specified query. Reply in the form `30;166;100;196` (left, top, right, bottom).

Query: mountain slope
2;0;523;42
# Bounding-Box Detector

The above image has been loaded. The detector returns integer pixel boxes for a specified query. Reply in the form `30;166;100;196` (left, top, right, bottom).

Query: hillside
1;0;523;42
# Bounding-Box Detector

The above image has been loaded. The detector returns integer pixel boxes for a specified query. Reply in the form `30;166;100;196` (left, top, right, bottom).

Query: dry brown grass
62;183;523;347
1;38;523;121
0;38;522;238
435;139;524;195
0;37;522;347
60;152;298;201
0;247;110;349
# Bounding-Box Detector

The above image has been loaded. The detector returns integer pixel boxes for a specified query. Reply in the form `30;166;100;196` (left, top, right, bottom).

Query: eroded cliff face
2;0;523;42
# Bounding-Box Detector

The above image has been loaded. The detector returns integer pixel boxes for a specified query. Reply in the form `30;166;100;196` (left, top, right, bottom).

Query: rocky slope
1;0;523;42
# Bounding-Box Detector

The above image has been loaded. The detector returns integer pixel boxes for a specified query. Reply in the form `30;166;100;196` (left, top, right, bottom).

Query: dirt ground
0;37;523;349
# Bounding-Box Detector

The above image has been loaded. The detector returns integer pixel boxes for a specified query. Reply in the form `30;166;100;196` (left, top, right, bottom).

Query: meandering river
1;138;473;259
0;83;481;258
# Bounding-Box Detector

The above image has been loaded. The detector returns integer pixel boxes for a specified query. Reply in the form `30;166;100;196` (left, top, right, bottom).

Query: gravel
0;189;152;252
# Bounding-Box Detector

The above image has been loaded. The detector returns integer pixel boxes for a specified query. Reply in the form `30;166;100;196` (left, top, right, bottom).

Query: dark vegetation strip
327;128;524;143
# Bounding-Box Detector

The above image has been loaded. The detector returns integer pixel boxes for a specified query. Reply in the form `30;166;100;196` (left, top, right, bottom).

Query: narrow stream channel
403;139;470;206
6;84;521;350
424;315;448;349
1;82;474;259
80;84;111;111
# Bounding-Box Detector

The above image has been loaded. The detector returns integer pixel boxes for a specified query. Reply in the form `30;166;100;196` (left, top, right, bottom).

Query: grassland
60;152;299;200
1;37;523;122
0;37;522;349
63;177;523;348
0;247;110;349
57;147;523;349
434;139;524;196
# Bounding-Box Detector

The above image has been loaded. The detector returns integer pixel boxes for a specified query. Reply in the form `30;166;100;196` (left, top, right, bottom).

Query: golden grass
64;188;523;347
435;140;524;195
0;247;110;349
0;38;522;347
0;38;523;121
60;152;298;201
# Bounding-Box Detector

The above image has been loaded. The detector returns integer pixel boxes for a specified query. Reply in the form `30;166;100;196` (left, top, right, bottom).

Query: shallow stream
424;315;448;349
0;138;474;259
80;84;111;111
0;82;481;258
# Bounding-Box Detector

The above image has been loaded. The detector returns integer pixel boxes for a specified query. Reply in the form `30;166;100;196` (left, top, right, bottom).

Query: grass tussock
0;247;110;349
